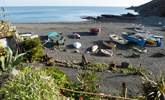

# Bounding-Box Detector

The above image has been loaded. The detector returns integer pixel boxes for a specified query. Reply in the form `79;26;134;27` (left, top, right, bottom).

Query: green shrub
64;70;100;99
119;66;146;75
44;67;69;87
0;67;68;100
21;38;44;62
86;62;109;71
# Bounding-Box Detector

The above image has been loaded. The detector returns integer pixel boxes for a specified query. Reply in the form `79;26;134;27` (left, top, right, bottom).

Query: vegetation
118;66;146;75
141;72;165;100
64;70;100;99
0;47;25;72
0;67;68;100
44;67;69;87
21;37;44;62
86;62;109;71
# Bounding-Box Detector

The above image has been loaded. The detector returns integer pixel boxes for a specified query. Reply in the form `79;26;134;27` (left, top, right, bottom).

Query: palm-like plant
0;47;26;72
142;72;165;100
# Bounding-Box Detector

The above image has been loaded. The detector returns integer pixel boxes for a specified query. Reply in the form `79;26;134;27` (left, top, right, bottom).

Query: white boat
91;45;98;52
134;28;145;33
100;49;113;56
109;34;128;44
73;42;81;49
132;47;147;53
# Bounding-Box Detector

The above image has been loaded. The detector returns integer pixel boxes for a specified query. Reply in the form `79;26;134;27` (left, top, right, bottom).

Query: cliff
128;0;165;17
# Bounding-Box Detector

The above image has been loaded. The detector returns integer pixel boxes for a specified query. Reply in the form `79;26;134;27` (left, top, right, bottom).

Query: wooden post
82;54;88;66
122;82;127;98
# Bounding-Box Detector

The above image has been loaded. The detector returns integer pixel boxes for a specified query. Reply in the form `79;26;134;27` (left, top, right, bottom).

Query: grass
85;62;109;71
112;65;146;75
0;67;69;100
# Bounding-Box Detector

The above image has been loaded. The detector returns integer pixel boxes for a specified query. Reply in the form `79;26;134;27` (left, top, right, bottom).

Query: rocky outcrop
128;0;165;17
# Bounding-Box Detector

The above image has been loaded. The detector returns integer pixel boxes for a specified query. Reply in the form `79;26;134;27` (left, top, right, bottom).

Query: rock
129;0;165;17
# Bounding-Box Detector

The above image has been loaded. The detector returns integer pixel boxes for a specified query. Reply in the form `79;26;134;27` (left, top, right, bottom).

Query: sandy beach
14;21;165;96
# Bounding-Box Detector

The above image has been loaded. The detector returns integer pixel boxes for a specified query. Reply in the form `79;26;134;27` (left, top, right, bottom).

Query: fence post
122;82;127;99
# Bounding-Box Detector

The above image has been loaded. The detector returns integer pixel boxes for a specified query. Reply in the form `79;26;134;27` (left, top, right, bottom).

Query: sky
0;0;152;7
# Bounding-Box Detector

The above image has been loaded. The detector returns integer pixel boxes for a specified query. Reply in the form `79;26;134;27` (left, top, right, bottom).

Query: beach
15;21;165;96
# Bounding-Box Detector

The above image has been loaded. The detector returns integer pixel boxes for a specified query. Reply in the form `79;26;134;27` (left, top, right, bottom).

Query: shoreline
13;16;165;26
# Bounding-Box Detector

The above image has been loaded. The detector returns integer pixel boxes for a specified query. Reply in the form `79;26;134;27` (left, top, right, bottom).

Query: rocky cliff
128;0;165;17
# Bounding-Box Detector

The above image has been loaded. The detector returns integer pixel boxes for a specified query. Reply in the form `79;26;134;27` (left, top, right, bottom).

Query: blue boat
122;32;163;47
122;32;146;46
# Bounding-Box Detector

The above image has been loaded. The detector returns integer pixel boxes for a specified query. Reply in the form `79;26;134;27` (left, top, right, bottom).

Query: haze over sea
0;6;136;23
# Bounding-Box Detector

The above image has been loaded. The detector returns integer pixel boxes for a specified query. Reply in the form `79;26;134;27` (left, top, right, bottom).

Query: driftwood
60;87;136;100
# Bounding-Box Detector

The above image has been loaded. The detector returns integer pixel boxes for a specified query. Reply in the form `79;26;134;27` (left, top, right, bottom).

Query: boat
48;32;65;45
73;42;81;49
91;45;98;52
109;34;128;44
102;41;116;49
90;28;100;35
134;28;145;33
100;49;113;56
132;47;147;53
122;33;147;46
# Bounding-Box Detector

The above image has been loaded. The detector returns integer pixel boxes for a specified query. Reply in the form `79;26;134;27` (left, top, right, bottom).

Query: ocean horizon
0;6;137;23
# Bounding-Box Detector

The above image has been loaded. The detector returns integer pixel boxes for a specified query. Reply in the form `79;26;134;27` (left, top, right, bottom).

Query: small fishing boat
109;34;128;44
73;42;81;49
134;28;145;33
90;28;100;35
100;49;113;56
102;41;116;49
122;33;147;46
132;47;147;53
91;45;98;52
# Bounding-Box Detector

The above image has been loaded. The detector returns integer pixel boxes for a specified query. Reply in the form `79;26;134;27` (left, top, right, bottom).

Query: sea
0;6;137;23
